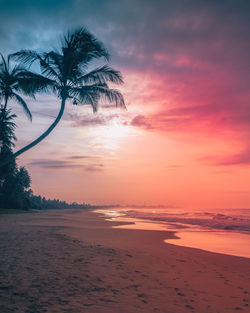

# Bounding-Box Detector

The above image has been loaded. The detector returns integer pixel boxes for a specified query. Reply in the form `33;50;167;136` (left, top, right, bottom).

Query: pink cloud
198;148;250;166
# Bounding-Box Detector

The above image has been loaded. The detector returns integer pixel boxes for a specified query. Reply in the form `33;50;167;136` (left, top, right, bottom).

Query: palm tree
0;27;125;167
0;107;17;199
0;107;32;209
0;107;17;155
0;54;51;120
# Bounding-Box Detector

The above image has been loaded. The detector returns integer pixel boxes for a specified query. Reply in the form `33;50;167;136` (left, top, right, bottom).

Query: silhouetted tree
0;54;52;119
0;107;31;209
0;107;17;189
1;27;125;167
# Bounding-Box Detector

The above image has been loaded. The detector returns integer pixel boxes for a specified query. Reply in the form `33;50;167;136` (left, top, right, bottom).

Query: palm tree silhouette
0;108;17;198
0;54;50;120
0;108;32;209
0;28;125;167
0;108;17;154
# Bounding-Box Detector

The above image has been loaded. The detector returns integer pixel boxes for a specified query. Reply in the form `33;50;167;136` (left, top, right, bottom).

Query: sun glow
81;117;134;152
106;118;129;139
97;118;133;150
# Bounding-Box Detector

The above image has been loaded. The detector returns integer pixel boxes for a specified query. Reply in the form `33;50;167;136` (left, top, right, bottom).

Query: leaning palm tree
0;54;51;120
0;28;125;167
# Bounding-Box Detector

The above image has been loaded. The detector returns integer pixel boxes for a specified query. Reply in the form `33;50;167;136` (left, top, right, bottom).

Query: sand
0;209;249;313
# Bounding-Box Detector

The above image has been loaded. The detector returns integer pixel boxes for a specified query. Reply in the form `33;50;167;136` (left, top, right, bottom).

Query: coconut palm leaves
0;27;125;166
13;28;124;108
0;54;52;121
0;107;17;153
0;107;32;210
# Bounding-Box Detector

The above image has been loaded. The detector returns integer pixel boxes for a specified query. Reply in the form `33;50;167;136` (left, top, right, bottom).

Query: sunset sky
1;0;250;208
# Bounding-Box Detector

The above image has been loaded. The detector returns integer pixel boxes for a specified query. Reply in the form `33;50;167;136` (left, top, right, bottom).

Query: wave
122;208;250;232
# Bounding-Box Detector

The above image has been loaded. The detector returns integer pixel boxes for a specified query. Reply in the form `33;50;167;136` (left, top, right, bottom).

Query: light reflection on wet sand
165;229;250;258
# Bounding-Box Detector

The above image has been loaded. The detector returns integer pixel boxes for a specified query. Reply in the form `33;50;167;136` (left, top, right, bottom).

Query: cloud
29;159;104;171
2;1;250;120
1;1;250;70
29;160;83;169
129;110;199;133
2;0;250;167
198;148;250;166
68;112;119;128
85;164;104;172
166;165;183;168
129;98;250;137
67;155;96;160
71;116;106;127
130;115;152;129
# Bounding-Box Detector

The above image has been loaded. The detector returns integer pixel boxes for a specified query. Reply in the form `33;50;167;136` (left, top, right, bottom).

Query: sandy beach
0;209;249;313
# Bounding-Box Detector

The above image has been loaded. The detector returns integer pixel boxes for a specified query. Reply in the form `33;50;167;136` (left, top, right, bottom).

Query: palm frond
42;52;62;79
97;87;125;108
0;108;17;149
0;53;8;72
69;86;99;111
69;84;125;112
11;50;60;81
43;51;63;80
11;92;32;121
11;50;41;67
63;28;110;64
10;64;27;77
16;72;57;96
78;65;123;85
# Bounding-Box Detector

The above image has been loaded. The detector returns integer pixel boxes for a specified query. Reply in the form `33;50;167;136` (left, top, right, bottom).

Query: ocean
95;207;250;258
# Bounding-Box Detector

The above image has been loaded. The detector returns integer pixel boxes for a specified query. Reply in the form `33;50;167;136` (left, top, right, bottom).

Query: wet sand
0;209;249;312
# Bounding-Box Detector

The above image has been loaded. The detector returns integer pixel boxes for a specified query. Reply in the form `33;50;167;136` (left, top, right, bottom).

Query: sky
1;0;250;208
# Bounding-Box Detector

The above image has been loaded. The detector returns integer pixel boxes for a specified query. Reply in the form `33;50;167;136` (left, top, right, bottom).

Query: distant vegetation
28;195;118;211
27;195;92;211
0;27;125;211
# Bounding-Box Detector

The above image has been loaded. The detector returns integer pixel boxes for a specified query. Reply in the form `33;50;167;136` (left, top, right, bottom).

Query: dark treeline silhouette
28;194;92;211
29;194;119;211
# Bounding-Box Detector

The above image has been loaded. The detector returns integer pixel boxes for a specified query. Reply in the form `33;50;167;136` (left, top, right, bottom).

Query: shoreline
95;208;250;259
0;208;249;312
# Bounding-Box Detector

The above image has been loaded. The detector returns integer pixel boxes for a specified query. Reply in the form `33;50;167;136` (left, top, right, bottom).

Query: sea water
95;207;250;258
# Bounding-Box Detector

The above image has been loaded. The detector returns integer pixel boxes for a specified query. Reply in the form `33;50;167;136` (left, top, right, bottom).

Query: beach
0;209;249;313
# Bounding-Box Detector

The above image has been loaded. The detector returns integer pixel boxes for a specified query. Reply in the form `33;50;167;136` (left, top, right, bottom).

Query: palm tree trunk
0;98;66;167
